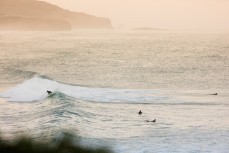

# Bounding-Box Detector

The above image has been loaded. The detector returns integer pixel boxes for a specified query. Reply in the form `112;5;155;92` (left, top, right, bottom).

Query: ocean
0;30;229;153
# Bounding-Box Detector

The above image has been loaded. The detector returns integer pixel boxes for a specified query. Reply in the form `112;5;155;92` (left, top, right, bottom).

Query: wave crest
0;76;167;103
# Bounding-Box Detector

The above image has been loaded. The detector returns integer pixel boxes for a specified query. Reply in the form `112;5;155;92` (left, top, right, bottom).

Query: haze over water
44;0;229;31
0;31;229;152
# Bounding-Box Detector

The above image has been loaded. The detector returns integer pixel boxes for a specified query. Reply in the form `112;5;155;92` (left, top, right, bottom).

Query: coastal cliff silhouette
0;0;113;30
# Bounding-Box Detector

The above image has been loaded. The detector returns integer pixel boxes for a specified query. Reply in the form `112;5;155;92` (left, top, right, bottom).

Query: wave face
0;76;58;102
0;76;168;103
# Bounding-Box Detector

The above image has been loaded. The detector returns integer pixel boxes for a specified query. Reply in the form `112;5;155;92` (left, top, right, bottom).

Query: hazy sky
43;0;229;30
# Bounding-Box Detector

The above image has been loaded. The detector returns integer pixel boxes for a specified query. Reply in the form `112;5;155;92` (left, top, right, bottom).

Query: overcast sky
43;0;229;30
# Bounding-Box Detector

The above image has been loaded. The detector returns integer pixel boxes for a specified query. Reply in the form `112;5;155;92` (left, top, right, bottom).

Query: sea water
0;30;229;153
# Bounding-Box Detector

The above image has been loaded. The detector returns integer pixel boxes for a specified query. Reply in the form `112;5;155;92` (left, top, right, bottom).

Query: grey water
0;30;229;153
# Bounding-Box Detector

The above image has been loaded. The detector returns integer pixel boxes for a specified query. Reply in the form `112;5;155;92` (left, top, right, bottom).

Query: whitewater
0;31;229;153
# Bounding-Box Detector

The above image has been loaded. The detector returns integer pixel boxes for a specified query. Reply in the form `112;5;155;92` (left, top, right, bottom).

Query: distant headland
0;0;113;31
133;27;167;31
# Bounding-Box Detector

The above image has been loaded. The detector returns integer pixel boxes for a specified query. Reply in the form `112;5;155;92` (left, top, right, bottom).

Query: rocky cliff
0;0;113;30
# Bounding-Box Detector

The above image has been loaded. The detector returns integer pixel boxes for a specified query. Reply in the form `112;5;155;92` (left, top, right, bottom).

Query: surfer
47;90;52;95
152;119;156;122
209;93;217;95
145;119;156;122
138;110;142;115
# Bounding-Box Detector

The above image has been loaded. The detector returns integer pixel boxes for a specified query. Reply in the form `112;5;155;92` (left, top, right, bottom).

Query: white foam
0;76;167;102
0;77;58;102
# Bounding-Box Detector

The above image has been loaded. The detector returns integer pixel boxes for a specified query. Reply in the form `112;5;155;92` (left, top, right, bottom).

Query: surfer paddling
145;119;156;123
47;90;52;95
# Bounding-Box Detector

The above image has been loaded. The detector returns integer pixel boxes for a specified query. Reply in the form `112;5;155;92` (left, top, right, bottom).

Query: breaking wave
0;76;168;103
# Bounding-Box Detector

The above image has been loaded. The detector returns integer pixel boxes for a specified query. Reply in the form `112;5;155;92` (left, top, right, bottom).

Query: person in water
145;119;156;122
47;90;52;95
138;110;142;115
